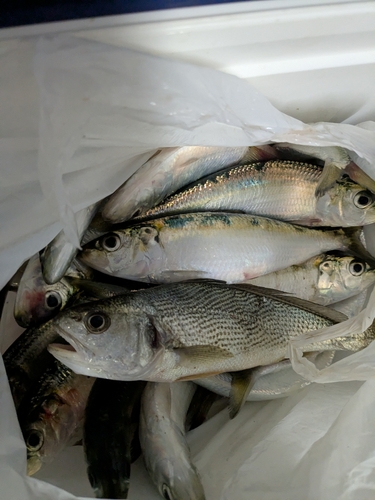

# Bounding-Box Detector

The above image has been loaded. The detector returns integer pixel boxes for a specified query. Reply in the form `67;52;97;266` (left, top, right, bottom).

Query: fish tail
341;227;375;267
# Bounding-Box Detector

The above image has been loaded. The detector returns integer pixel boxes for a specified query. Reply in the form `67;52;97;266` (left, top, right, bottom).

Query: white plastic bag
2;33;375;500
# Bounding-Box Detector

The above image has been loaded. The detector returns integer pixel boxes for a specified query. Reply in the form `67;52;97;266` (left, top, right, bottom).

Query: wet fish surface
248;253;375;305
14;254;94;328
140;381;206;500
5;279;129;408
48;281;375;382
80;212;373;283
18;358;95;475
138;160;375;227
102;145;278;223
196;351;335;401
84;379;146;499
41;201;101;285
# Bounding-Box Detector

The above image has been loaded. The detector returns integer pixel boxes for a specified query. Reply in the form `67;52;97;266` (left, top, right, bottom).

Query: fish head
14;254;73;327
317;180;375;226
318;254;375;302
23;392;81;475
155;459;206;500
48;298;162;380
79;224;164;280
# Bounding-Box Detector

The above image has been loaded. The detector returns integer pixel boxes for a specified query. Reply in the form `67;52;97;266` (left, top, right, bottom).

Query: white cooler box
2;1;375;499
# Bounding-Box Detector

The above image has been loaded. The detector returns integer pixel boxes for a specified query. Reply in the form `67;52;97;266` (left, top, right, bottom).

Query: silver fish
41;201;101;285
330;289;369;318
14;254;94;328
140;381;205;500
80;213;373;283
196;351;335;401
248;254;375;305
274;143;375;196
138;161;375;227
101;145;278;223
48;281;375;382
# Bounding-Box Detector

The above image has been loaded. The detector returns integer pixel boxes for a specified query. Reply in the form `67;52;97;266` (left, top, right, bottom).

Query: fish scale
141;160;322;221
49;282;375;382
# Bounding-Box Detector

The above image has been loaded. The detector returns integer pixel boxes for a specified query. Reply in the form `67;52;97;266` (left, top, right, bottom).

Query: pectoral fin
229;368;256;419
315;164;342;198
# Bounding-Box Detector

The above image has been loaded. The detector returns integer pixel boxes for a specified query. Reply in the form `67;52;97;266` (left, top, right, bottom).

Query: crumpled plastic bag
2;33;375;500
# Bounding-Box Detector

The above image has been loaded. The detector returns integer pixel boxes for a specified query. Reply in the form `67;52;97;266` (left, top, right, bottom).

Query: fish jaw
27;454;42;476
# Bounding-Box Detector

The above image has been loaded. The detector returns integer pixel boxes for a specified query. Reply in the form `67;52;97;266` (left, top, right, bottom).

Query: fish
48;281;375;382
136;161;375;227
274;143;375;197
14;254;94;328
247;253;375;305
101;145;278;223
3;319;62;409
195;351;335;401
330;288;369;318
41;201;101;285
18;358;95;475
79;212;374;283
83;379;146;499
139;381;206;500
5;279;130;408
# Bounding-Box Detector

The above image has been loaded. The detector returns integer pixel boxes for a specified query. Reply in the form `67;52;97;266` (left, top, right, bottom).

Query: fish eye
162;484;173;500
101;233;121;252
26;429;44;452
354;190;373;209
45;291;62;310
349;260;365;276
85;312;111;333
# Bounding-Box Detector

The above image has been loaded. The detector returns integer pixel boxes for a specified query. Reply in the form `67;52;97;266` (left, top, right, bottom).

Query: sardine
48;281;375;382
274;143;375;196
41;201;101;285
102;145;278;223
137;161;375;227
83;379;146;499
139;381;205;500
195;351;335;401
14;254;94;328
80;213;373;283
18;358;95;475
248;253;375;305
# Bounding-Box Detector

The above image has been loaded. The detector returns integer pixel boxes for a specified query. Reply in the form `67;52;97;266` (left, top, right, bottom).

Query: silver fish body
248;254;375;305
140;381;205;500
330;289;369;318
139;161;375;227
102;145;278;223
41;201;101;284
196;351;335;401
80;213;372;283
48;281;375;382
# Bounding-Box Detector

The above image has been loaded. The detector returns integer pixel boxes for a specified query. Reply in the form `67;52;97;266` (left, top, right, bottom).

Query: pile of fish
3;142;375;499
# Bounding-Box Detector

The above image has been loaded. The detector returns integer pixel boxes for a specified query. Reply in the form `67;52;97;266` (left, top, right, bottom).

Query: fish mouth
48;343;99;377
